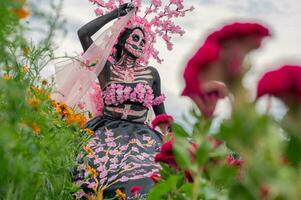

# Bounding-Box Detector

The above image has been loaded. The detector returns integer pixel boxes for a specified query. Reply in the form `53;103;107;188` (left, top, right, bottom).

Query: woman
73;3;169;199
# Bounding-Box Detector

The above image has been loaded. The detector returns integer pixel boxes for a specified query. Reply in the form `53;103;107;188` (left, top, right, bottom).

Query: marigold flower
27;98;40;107
31;122;41;134
84;128;94;136
115;189;126;200
84;146;94;156
14;7;30;19
85;165;97;176
41;79;48;85
3;74;12;80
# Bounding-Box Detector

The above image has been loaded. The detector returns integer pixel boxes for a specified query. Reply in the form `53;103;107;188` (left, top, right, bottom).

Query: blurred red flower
226;155;243;167
150;173;162;184
182;22;270;117
257;65;301;107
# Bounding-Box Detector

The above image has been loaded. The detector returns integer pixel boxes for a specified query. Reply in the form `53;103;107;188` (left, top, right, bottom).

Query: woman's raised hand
117;3;135;16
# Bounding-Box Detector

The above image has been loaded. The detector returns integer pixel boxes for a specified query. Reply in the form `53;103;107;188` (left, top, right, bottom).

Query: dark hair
114;27;145;62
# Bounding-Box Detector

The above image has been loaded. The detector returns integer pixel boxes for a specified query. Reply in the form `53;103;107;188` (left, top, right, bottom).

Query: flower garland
88;0;194;64
102;83;166;108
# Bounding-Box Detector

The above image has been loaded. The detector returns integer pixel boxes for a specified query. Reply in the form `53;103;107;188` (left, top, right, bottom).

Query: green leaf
286;135;301;166
173;138;191;169
196;142;211;166
172;122;190;138
229;183;256;200
147;175;179;200
209;165;238;187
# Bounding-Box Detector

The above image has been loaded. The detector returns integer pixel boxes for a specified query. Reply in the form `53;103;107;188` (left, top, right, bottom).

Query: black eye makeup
141;39;145;47
132;34;140;42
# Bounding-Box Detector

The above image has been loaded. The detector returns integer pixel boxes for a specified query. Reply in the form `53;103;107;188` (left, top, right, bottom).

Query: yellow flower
31;123;41;134
84;128;94;136
115;189;126;200
3;74;12;80
14;7;30;19
22;47;29;56
27;98;40;107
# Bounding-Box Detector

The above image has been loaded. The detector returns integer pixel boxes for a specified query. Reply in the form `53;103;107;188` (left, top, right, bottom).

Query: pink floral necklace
102;83;165;108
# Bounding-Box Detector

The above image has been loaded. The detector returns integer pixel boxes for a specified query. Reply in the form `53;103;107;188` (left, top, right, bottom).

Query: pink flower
257;65;301;108
151;114;174;128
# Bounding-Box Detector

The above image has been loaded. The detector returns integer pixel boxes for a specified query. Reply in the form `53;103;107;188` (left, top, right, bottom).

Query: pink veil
51;10;135;117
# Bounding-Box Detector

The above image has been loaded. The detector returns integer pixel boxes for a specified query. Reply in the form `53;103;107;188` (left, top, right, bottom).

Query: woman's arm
78;3;134;52
150;67;167;116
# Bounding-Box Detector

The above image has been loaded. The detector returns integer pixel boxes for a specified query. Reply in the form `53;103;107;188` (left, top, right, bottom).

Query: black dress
73;62;166;199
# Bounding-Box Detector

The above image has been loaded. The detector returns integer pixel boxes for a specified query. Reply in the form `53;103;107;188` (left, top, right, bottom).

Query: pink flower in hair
89;0;193;64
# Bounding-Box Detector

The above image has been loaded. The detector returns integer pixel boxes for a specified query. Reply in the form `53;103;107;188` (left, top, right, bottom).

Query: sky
45;0;301;124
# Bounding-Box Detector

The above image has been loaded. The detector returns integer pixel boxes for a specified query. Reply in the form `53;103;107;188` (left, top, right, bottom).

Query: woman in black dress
73;3;169;199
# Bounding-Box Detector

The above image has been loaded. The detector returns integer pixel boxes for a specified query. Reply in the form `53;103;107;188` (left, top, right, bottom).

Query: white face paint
124;29;145;58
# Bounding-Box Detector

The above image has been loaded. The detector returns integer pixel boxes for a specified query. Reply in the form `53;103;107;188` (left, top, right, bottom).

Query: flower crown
89;0;194;64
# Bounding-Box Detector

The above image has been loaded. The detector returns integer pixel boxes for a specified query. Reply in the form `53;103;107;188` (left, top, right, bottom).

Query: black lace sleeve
77;11;119;52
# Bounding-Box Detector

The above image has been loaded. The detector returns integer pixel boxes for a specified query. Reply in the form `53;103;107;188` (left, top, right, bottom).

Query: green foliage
0;0;88;199
150;103;301;200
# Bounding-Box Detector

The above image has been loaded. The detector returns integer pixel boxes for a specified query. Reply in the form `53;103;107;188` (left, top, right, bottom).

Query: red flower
154;140;178;168
260;184;270;199
226;155;243;167
182;42;220;96
150;173;162;184
257;65;301;107
130;185;141;197
182;22;270;117
151;114;174;128
184;170;193;182
206;22;270;44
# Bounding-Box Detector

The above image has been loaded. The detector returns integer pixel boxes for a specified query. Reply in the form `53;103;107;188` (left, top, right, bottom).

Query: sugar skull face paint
124;28;145;58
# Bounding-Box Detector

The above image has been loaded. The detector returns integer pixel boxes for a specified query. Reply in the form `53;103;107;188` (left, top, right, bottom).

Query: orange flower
85;165;97;176
3;74;12;80
41;79;48;85
115;189;126;200
31;123;41;134
84;146;94;156
14;7;30;19
84;128;94;136
27;98;40;107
